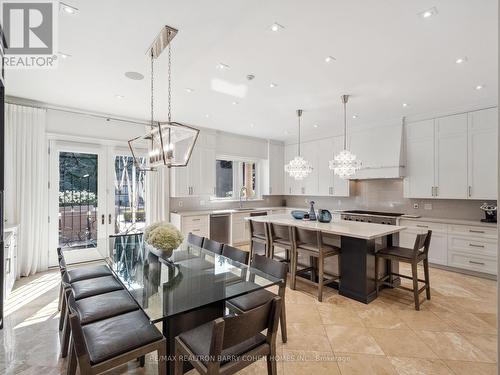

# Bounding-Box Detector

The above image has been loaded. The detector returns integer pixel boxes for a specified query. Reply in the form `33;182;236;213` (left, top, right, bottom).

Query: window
215;159;258;199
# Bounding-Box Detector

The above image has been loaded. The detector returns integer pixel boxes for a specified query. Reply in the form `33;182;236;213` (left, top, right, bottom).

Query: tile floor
0;263;497;374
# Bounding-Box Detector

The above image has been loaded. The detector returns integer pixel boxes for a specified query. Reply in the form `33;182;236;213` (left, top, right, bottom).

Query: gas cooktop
342;210;404;217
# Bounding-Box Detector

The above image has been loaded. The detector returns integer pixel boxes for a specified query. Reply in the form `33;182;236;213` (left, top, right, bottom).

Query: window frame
212;155;261;201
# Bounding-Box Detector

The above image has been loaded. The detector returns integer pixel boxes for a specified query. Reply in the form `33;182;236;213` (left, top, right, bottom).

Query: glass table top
97;234;281;322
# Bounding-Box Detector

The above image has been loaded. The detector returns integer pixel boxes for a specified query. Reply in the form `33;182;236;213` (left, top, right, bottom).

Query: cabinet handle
468;186;472;197
108;214;112;224
192;218;201;222
469;230;485;234
431;186;434;197
435;186;438;196
469;260;485;266
192;229;200;232
101;214;105;225
469;243;485;248
416;225;429;228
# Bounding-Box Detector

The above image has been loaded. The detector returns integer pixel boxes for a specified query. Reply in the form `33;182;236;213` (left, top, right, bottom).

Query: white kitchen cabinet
435;114;468;199
299;141;319;196
398;220;448;265
231;212;250;245
284;144;301;195
4;227;18;300
468;108;498;200
265;142;284;195
404;119;435;198
171;132;216;197
317;138;334;196
170;213;210;238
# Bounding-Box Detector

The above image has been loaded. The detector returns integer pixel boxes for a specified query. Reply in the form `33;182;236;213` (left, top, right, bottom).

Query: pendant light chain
298;110;301;156
167;30;172;123
343;98;347;149
150;50;154;130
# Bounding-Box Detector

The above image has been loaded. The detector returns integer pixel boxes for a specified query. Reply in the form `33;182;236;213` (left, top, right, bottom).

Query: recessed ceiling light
475;84;484;90
115;95;124;99
205;114;210;118
352;115;358;119
58;52;71;59
185;88;194;93
250;123;255;128
455;57;468;64
402;103;409;107
270;22;284;32
284;130;289;135
325;56;336;63
419;7;438;19
269;83;277;88
124;71;144;81
60;2;78;14
313;124;318;128
217;62;230;70
232;101;239;105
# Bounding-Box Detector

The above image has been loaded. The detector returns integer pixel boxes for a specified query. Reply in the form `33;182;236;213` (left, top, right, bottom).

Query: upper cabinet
404;108;498;200
171;131;216;197
264;142;284;195
468;108;498;200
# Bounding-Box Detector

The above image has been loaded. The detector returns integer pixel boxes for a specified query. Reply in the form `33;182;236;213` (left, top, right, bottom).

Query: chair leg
174;344;184;375
411;262;420;311
266;351;277;375
58;283;63;312
66;339;77;375
318;254;324;302
138;355;145;367
374;256;379;296
280;299;287;343
309;256;316;282
158;342;167;375
290;248;297;290
59;292;66;331
423;258;431;300
60;312;71;358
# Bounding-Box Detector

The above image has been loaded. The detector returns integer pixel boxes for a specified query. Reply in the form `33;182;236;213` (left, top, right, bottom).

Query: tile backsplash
170;179;496;221
284;179;496;221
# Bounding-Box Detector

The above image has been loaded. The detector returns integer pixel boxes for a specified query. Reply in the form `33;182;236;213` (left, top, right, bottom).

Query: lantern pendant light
284;109;313;180
329;95;362;179
128;26;199;171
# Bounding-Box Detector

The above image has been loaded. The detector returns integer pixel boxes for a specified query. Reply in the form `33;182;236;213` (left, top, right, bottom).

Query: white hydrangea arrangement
144;222;183;255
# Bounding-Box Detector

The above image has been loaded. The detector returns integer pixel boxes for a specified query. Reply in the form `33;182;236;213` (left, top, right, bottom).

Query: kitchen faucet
239;186;248;208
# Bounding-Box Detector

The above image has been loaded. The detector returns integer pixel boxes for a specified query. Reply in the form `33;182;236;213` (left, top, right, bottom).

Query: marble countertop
398;216;497;228
248;214;406;240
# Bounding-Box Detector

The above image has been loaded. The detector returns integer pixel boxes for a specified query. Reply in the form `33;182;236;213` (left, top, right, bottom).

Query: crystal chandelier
285;109;313;180
129;26;199;171
329;95;362;178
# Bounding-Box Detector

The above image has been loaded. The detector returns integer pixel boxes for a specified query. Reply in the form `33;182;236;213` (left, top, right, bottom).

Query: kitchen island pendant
285;109;313;180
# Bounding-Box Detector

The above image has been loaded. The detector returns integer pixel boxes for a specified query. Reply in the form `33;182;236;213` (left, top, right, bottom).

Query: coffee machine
480;203;497;223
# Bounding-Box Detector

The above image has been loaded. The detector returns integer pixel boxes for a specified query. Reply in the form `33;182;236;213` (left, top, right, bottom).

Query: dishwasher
209;213;231;244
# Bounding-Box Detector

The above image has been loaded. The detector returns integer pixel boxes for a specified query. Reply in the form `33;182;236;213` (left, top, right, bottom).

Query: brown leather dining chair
202;238;223;254
174;296;282;375
222;244;250;264
291;227;341;302
375;230;432;310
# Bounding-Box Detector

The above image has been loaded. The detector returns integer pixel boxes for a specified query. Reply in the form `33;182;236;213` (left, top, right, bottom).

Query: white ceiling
6;0;498;141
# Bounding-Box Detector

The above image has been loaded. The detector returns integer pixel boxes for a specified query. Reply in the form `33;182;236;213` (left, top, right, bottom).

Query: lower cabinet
4;227;18;301
398;219;497;275
170;213;210;238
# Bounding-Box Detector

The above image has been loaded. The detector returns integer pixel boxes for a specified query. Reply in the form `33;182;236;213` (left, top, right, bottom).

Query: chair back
269;223;291;242
251;254;287;287
222;244;249;264
413;230;432;258
293;227;321;249
249;220;267;239
221;296;281;350
65;289;91;360
187;232;204;248
202;238;223;254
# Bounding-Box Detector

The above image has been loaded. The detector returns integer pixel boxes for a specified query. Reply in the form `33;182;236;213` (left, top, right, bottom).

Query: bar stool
249;219;269;261
291;227;340;302
375;230;432;310
268;222;293;265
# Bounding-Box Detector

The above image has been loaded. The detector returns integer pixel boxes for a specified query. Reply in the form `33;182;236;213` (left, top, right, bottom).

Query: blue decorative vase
309;201;317;221
318;209;332;223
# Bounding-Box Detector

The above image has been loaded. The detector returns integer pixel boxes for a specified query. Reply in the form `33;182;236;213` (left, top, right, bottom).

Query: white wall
215;130;268;160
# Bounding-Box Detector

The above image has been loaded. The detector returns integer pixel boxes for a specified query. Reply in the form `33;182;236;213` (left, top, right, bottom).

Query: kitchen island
248;214;407;303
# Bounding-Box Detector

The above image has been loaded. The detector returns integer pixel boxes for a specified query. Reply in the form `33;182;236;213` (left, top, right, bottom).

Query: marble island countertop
247;214;406;240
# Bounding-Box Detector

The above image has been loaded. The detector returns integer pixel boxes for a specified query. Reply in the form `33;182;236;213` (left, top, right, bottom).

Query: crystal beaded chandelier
284;109;313;180
329;95;362;178
129;26;199;171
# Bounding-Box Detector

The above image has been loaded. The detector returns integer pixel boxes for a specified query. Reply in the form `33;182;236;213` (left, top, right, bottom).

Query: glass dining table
97;233;281;374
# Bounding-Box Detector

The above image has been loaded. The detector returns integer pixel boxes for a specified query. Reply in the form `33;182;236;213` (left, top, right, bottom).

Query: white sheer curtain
145;167;169;224
5;104;49;276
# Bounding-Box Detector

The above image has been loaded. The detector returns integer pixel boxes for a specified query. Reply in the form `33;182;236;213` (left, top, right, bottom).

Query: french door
48;141;147;266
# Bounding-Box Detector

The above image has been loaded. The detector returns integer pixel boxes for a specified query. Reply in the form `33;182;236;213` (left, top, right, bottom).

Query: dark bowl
291;210;308;220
